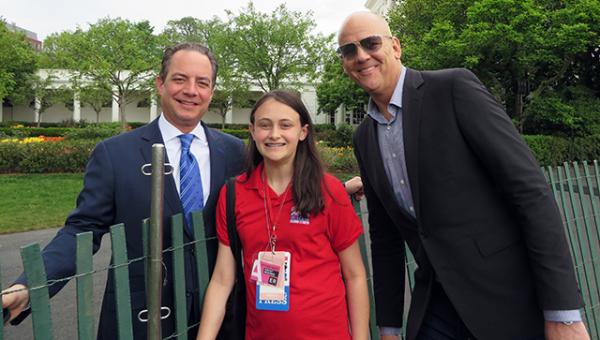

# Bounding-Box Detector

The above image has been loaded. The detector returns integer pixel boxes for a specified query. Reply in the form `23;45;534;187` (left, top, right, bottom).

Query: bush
222;129;250;140
319;145;358;173
327;124;354;147
523;134;600;166
0;140;99;173
0;127;76;137
64;125;122;140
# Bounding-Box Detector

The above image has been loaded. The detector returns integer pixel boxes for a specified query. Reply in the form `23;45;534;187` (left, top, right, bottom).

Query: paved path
1;228;111;339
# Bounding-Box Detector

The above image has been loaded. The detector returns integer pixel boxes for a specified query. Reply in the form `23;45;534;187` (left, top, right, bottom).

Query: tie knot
179;134;194;151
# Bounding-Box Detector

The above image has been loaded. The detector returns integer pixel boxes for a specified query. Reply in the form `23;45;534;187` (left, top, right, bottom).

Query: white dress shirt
158;114;211;206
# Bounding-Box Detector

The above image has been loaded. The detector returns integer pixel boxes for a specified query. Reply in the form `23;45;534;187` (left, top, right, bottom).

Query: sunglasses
336;35;393;59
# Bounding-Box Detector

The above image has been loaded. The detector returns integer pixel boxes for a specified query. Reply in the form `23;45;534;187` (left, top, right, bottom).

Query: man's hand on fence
1;284;29;324
545;321;590;340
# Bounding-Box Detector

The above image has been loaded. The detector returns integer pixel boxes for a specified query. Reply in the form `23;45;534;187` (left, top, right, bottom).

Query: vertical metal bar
171;214;188;339
353;200;380;340
592;160;600;339
76;232;95;340
21;243;53;340
573;162;600;332
147;144;166;340
564;162;597;329
192;211;210;308
1;263;4;340
110;224;134;340
556;166;590;327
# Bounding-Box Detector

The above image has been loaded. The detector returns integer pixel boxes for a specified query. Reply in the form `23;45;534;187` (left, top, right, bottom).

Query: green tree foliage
164;17;250;128
388;0;600;134
226;2;330;92
42;18;164;129
0;21;38;105
316;52;368;116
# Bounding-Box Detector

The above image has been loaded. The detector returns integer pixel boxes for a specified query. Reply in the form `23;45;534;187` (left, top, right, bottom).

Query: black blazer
16;119;245;339
353;68;583;340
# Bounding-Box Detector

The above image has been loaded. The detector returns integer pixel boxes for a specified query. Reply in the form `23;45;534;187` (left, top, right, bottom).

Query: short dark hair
245;90;325;216
159;42;218;87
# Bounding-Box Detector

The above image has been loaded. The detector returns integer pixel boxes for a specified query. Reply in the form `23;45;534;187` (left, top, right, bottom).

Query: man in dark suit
338;12;590;340
2;43;245;339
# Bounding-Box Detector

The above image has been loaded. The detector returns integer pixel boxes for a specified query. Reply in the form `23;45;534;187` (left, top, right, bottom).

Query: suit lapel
402;68;424;221
204;124;226;205
139;119;182;216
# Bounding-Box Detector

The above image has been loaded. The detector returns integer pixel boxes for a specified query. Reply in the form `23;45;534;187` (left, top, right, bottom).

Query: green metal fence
1;160;599;339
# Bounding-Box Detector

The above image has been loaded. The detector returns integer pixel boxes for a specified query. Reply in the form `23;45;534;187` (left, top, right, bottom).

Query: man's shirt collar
367;65;407;124
158;114;207;144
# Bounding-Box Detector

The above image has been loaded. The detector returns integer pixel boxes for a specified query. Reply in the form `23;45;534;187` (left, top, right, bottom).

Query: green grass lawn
0;171;358;235
0;173;84;234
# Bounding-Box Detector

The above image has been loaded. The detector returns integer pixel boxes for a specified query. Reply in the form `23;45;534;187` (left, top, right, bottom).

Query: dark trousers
416;282;476;340
416;282;545;340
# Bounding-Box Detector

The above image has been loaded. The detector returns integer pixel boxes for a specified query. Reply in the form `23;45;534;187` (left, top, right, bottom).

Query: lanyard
262;171;291;254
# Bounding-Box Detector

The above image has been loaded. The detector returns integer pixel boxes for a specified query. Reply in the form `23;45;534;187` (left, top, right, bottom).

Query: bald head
338;12;392;45
337;11;402;105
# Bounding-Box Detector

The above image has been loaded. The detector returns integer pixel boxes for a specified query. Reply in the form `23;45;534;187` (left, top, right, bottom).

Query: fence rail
1;160;600;339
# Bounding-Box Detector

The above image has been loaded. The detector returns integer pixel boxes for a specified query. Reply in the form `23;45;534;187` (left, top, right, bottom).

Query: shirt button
400;180;405;184
409;207;414;212
387;125;391;130
392;153;396;158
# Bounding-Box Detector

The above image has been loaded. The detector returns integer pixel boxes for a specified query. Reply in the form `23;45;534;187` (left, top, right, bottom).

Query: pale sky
2;0;368;41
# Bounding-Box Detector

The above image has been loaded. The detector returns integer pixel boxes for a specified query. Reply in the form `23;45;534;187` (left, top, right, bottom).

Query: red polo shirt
216;162;363;340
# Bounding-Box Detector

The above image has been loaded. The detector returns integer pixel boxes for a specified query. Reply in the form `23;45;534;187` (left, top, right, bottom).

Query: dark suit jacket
353;68;583;340
16;118;245;339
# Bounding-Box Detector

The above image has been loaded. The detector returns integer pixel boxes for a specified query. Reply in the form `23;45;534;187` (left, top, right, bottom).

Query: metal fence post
147;144;166;340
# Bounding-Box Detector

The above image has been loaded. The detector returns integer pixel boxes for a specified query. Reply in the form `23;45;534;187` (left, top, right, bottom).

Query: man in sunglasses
338;11;589;340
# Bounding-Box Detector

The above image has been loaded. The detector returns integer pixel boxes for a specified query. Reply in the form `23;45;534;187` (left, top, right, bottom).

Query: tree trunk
119;93;128;131
514;92;524;133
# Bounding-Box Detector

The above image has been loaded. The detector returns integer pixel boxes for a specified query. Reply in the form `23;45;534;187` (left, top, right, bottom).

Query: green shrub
0;127;74;137
64;125;122;140
319;146;358;173
523;134;600;166
222;129;250;140
0;140;99;173
328;124;354;147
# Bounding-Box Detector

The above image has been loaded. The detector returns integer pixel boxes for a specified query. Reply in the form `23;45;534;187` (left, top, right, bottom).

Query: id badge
256;251;291;311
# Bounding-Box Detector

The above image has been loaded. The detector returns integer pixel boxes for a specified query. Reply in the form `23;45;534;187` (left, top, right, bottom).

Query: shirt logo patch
289;207;310;225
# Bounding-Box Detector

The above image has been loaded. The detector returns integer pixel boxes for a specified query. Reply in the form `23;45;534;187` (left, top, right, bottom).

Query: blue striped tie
179;134;204;232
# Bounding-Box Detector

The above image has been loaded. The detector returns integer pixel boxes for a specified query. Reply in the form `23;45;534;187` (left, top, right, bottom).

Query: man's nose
355;44;371;61
182;80;197;95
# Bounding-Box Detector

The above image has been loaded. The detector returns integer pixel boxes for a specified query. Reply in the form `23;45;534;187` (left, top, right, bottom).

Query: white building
1;69;331;126
365;0;393;16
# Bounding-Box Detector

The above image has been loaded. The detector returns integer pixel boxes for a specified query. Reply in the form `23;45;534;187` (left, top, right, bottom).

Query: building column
111;88;119;122
150;93;158;121
225;96;233;124
34;97;41;123
73;91;81;122
335;104;346;127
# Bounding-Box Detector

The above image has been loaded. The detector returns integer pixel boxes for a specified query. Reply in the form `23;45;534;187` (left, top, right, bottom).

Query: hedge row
0;135;598;174
0;140;99;173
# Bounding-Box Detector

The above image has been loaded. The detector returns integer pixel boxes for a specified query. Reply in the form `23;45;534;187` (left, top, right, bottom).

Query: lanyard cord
262;170;291;254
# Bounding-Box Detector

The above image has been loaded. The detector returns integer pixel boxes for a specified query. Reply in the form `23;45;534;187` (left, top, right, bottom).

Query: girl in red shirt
197;90;369;340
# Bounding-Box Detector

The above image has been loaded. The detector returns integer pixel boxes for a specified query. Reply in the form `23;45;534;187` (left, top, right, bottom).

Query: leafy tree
164;17;250;128
226;2;330;92
0;21;38;110
42;18;164;129
388;0;600;133
28;73;61;127
316;52;368;118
